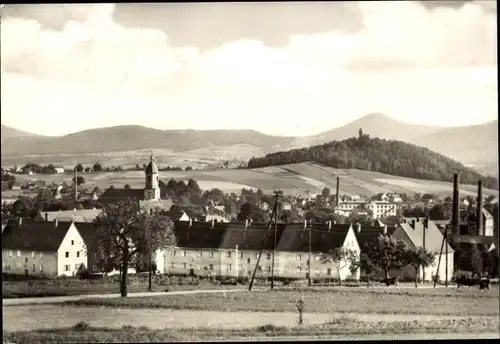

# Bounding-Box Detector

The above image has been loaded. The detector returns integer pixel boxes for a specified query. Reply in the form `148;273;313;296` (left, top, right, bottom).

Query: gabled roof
277;223;351;253
2;221;73;252
73;222;99;250
97;188;144;206
354;226;390;250
398;218;454;253
39;209;102;223
165;210;188;221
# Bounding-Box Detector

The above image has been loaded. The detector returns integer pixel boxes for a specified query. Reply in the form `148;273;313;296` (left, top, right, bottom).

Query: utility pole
423;217;426;283
308;222;312;287
271;191;280;290
445;226;448;287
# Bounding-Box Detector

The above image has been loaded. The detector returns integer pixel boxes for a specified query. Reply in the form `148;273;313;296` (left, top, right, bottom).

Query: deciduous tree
92;199;177;297
404;246;436;288
320;247;359;286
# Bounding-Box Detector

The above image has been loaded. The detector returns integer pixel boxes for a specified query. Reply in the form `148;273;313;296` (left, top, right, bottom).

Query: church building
98;152;172;210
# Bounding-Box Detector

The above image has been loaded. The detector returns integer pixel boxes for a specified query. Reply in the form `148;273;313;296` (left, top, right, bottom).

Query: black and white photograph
1;1;499;342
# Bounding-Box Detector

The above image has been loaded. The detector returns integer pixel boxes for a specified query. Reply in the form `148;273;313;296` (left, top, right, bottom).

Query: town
2;152;498;284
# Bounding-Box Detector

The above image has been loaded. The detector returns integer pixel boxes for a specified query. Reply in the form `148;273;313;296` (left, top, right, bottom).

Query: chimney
476;180;483;236
18;217;22;226
54;219;58;227
189;218;193;227
411;219;415;229
328;220;332;230
335;176;340;207
44;213;48;222
452;173;460;237
356;223;361;233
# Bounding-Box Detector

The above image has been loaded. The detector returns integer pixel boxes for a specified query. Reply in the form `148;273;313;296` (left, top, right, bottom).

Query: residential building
54;167;65;174
337;200;398;219
1;196;18;205
392;217;454;282
2;219;88;277
155;220;360;281
165;210;191;222
37;208;102;223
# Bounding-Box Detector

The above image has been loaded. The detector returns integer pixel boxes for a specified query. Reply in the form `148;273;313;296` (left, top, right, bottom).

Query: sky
0;1;497;137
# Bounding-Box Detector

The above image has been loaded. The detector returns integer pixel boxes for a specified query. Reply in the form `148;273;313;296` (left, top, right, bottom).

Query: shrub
73;321;90;331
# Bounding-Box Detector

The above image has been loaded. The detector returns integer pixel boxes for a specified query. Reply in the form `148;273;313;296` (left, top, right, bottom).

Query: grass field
4;317;499;343
58;287;500;316
10;162;498;197
2;276;242;298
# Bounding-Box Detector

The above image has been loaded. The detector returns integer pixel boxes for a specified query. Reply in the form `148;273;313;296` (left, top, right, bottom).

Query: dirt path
3;305;497;332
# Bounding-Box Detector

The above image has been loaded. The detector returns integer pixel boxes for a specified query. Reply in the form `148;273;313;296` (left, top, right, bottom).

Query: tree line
247;131;498;190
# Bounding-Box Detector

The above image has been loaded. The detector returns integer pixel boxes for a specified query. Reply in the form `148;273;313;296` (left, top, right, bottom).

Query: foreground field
57;287;500;316
4;317;499;343
2;277;244;299
11;162;498;196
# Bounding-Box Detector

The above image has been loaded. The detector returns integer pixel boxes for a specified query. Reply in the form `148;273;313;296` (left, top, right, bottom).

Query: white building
2;220;88;277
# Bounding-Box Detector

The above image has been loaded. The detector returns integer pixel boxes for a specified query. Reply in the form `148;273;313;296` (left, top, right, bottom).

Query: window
209;264;214;271
315;269;320;275
182;250;187;257
183;263;187;269
64;265;71;271
173;250;177;256
284;266;290;273
92;265;97;271
9;250;12;257
76;251;80;258
65;252;69;258
255;253;259;260
171;262;175;269
71;240;74;246
32;264;36;272
197;251;202;258
75;264;80;270
296;266;302;273
239;251;243;259
266;253;271;260
247;258;251;264
25;257;28;263
6;264;11;271
296;253;302;260
190;257;194;262
326;268;331;276
227;251;232;258
31;251;35;259
266;266;271;273
238;264;242;271
227;264;232;271
284;253;289;260
40;265;43;272
209;252;214;259
315;255;320;262
16;250;21;257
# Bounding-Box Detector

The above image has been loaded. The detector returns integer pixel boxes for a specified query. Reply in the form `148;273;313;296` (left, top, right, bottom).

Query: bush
73;321;90;331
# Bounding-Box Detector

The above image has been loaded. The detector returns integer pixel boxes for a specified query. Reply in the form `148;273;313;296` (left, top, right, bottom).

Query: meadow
4;317;499;343
58;287;500;316
11;162;498;197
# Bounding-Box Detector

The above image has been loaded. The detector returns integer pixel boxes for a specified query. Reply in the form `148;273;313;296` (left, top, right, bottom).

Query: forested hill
247;133;499;190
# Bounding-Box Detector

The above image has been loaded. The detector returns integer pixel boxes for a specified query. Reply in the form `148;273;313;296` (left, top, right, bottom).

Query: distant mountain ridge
1;115;497;176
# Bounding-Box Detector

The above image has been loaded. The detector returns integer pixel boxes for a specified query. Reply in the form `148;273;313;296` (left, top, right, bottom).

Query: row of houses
2;216;455;282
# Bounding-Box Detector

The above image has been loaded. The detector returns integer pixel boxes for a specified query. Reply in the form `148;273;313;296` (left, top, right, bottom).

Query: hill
308;113;439;144
0;125;295;156
12;162;499;199
247;134;498;190
1;125;44;141
411;120;498;173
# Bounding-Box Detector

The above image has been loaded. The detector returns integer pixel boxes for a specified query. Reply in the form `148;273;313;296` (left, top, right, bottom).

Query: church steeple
144;150;160;200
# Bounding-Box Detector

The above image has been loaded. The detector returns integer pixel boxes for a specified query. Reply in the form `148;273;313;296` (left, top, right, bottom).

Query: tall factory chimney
74;165;78;201
476;180;483;236
452;173;460;237
335;176;340;207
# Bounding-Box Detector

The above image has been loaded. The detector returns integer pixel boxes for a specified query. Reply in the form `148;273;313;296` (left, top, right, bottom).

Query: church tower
144;150;160;200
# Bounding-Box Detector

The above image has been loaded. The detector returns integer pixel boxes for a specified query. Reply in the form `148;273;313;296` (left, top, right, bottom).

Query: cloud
0;2;497;137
